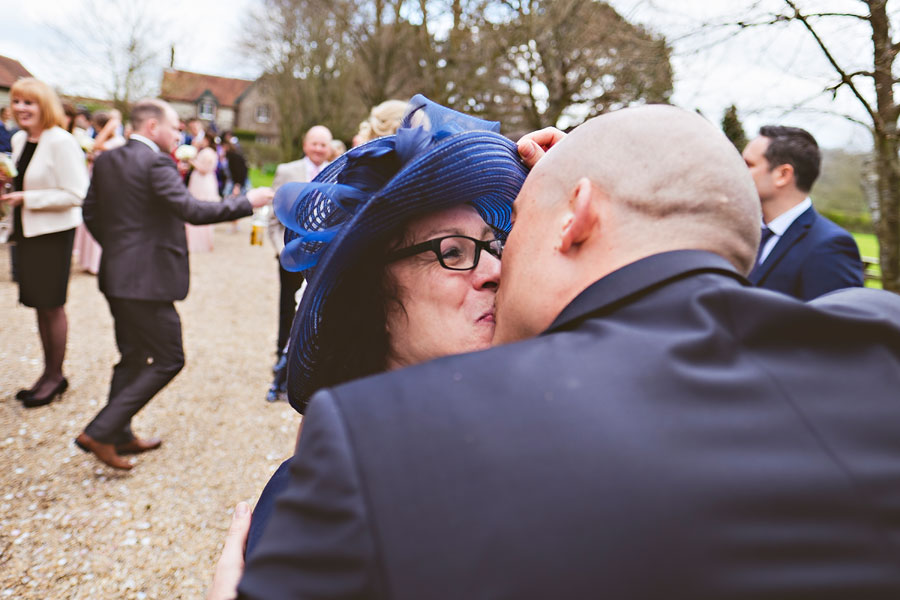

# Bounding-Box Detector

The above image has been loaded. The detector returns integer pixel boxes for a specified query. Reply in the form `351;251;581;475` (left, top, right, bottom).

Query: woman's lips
478;310;495;324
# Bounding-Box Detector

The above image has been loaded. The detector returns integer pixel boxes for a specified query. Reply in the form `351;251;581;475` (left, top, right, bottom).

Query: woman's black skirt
14;226;76;309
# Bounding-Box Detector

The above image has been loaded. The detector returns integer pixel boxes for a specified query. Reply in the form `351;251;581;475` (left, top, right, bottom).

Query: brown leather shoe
116;437;162;455
75;433;133;470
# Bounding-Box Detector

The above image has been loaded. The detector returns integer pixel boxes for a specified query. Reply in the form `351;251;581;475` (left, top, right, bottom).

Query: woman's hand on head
517;128;566;169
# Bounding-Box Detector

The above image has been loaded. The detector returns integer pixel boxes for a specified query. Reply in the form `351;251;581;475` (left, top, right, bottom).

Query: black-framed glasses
387;235;505;271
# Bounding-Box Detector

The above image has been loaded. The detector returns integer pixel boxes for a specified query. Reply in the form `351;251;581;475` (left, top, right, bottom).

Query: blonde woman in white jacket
1;78;89;408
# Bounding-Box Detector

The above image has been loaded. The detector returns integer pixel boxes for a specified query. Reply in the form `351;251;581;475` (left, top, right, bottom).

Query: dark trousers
277;261;304;356
84;297;185;444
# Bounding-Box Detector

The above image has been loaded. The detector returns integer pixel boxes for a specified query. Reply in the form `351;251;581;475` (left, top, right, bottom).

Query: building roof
160;69;254;108
0;55;33;90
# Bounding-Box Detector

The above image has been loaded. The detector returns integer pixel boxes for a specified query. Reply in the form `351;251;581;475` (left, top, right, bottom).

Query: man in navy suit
743;125;863;299
215;106;900;599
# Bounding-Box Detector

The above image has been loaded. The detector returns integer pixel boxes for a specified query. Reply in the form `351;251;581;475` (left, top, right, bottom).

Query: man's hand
207;502;252;600
516;127;567;169
247;187;274;208
0;191;25;206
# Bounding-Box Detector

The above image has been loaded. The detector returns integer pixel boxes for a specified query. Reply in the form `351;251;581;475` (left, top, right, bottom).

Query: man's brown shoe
116;437;162;455
75;433;133;470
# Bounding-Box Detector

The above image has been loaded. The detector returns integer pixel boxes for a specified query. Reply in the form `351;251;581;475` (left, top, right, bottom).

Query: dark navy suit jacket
749;205;863;300
240;250;900;600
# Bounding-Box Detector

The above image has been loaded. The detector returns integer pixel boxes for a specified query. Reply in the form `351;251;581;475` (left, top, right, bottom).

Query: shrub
820;209;874;235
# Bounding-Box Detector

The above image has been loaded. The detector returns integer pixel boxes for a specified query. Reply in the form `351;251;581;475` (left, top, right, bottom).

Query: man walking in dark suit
218;106;900;599
77;99;273;470
743;125;863;299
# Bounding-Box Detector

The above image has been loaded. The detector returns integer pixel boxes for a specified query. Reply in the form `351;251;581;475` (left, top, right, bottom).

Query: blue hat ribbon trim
275;182;369;232
281;236;324;272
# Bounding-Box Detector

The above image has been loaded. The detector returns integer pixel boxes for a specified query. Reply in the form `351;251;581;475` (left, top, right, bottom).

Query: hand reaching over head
517;127;567;169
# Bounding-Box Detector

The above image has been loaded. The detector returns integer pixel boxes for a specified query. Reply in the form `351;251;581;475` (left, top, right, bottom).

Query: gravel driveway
0;223;301;599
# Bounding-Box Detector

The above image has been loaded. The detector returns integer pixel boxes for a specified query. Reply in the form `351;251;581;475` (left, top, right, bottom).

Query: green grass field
853;232;882;289
249;167;274;188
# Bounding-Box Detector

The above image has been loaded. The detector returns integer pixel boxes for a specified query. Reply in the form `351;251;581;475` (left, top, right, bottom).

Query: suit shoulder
811;287;900;325
811;211;856;241
276;159;306;172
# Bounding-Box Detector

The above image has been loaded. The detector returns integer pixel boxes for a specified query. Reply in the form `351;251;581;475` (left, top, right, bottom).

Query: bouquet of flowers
0;154;18;179
175;144;198;162
0;155;14;226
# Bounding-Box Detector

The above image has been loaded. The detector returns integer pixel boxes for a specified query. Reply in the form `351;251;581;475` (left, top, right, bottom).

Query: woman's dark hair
312;231;405;390
203;131;219;147
93;111;111;129
62;102;78;133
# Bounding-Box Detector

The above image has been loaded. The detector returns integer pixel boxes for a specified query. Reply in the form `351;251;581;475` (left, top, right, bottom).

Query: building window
198;99;216;120
256;104;271;123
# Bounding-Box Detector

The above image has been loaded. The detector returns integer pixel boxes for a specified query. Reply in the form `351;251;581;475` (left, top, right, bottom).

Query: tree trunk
869;0;900;291
873;132;900;291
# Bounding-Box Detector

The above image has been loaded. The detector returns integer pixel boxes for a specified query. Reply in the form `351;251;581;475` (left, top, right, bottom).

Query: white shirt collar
130;134;160;153
303;156;329;180
765;197;812;236
756;197;813;265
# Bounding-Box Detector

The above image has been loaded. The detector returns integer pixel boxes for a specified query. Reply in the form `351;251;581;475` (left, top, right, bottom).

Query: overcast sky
0;0;880;150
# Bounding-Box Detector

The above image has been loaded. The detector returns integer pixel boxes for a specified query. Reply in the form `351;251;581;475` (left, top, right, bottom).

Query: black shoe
15;388;33;401
23;378;68;408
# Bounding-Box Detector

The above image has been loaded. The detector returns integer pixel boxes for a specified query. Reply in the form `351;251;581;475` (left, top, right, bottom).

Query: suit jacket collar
129;135;159;153
545;250;747;334
748;205;817;285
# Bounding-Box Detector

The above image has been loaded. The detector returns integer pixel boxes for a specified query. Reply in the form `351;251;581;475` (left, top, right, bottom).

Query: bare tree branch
784;0;879;127
801;12;868;19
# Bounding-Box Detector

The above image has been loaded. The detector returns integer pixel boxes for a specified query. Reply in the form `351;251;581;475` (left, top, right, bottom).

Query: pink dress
73;224;102;273
185;148;220;252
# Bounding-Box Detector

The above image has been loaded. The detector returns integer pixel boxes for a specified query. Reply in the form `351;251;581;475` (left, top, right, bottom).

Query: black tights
29;306;68;396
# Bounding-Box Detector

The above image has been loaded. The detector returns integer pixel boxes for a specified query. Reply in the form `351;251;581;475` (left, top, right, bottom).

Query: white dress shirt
758;197;812;265
303;156;327;181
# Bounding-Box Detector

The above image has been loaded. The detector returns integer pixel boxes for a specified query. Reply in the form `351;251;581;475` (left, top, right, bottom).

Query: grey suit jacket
83;139;253;301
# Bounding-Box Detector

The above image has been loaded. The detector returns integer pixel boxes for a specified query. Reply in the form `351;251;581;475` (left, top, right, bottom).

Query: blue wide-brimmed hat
275;95;528;413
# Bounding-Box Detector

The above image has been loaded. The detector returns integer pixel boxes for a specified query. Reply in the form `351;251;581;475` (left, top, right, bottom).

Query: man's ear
559;178;598;253
772;163;794;188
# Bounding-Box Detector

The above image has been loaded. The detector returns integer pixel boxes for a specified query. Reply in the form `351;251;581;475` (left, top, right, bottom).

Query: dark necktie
756;226;775;264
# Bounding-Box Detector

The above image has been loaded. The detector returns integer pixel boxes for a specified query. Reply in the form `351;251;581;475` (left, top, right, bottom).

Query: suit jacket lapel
748;206;816;285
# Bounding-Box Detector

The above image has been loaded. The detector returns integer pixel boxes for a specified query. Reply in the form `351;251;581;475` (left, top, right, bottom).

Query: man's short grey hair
130;99;169;130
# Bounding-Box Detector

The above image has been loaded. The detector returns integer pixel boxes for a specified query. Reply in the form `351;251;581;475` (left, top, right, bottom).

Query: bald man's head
494;105;760;344
303;125;333;166
539;105;758;272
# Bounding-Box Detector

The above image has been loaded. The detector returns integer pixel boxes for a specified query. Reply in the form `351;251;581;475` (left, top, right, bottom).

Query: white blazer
10;126;89;238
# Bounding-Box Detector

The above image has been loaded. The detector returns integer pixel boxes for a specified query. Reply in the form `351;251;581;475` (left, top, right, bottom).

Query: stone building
160;68;278;143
